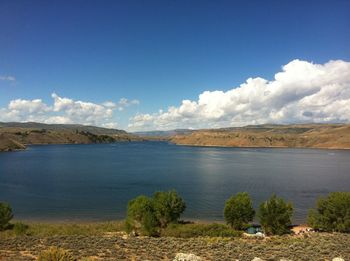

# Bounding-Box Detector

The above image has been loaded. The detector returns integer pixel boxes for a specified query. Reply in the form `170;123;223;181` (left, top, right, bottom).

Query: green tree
153;190;186;228
224;192;255;230
0;202;13;231
307;192;350;233
125;190;186;236
125;195;160;236
258;194;293;235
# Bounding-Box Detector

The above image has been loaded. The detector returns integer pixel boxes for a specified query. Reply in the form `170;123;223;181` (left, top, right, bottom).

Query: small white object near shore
332;258;344;261
173;253;202;261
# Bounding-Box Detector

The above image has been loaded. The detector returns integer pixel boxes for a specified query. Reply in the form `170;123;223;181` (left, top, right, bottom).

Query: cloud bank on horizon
128;59;350;131
1;59;349;131
0;93;139;129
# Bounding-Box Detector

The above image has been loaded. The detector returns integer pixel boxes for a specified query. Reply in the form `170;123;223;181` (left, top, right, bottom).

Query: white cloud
0;75;16;82
128;59;350;131
102;101;117;108
102;122;119;129
0;93;138;129
51;93;113;125
44;116;73;124
8;99;50;114
103;98;139;111
118;98;140;106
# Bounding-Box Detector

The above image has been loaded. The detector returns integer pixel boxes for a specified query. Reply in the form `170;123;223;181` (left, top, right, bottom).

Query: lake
0;142;349;223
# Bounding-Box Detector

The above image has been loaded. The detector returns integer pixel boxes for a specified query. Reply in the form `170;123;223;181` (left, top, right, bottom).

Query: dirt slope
0;123;142;152
171;124;350;149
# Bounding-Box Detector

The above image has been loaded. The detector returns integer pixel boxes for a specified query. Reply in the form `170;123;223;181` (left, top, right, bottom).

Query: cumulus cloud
9;99;50;114
0;93;138;128
128;59;350;131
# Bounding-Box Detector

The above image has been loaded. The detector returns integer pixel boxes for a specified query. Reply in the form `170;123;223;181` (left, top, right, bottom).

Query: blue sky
0;0;349;130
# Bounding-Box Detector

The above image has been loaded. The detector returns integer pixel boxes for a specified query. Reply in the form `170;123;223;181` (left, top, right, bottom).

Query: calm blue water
0;142;349;223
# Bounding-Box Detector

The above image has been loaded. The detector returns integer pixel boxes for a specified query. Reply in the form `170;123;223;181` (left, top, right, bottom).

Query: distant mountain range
1;122;350;151
134;129;193;137
0;122;127;135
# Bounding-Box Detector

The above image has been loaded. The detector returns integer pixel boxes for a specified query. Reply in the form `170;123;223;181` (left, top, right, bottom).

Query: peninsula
0;122;142;152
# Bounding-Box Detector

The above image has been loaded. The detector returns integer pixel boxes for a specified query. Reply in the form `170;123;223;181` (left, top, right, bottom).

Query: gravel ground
0;233;349;261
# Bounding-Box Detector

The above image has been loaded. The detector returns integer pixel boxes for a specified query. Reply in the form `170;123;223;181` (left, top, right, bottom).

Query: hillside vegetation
0;122;142;152
171;124;350;149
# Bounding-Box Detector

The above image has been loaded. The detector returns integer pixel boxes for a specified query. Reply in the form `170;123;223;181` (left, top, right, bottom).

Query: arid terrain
0;122;142;152
0;232;349;260
171;124;350;149
2;123;350;152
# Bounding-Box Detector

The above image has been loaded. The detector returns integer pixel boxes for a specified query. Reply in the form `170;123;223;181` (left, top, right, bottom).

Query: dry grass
0;231;349;260
0;221;125;239
1;221;349;260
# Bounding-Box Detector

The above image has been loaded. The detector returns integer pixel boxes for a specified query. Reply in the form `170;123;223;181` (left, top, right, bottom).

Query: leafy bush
258;194;293;235
307;192;350;233
125;195;160;236
13;222;29;235
153;190;186;228
125;190;186;236
0;202;13;231
224;192;255;230
37;246;75;261
140;209;160;236
162;223;242;238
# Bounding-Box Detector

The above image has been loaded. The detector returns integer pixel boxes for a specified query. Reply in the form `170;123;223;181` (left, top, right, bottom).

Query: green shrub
0;202;13;230
140;210;160;236
126;190;187;236
153;190;186;228
125;195;160;236
13;222;29;235
258;194;293;235
307;192;350;233
161;223;242;238
224;192;255;230
37;246;75;261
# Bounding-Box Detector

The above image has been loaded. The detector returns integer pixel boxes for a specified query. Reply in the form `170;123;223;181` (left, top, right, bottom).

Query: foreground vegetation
1;229;349;260
126;190;186;236
1;191;349;260
0;221;125;239
1;191;349;238
308;192;350;233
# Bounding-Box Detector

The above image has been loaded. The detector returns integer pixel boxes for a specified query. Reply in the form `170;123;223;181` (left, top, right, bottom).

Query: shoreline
173;142;350;150
11;218;307;228
2;140;350;153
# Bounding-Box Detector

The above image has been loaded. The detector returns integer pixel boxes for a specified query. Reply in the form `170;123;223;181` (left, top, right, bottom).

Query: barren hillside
171;124;350;149
0;122;142;152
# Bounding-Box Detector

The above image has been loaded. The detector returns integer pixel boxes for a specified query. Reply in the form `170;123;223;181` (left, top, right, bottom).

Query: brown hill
0;122;127;135
0;122;142;152
0;134;26;151
171;124;350;149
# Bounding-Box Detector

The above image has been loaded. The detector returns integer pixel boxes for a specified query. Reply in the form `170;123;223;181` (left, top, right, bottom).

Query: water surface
0;142;349;223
